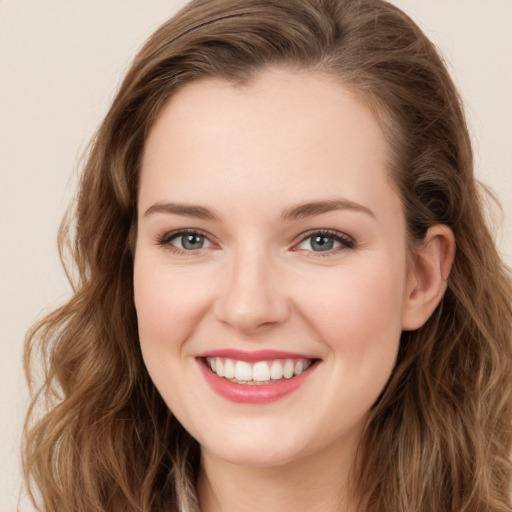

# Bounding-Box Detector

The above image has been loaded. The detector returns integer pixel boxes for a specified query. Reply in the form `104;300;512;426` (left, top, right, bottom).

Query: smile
205;357;313;384
197;350;320;404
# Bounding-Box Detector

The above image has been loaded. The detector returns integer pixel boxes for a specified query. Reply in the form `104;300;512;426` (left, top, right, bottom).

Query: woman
23;0;512;511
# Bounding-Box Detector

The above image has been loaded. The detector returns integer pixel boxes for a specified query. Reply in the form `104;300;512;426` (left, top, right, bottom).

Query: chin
195;420;319;469
205;440;302;468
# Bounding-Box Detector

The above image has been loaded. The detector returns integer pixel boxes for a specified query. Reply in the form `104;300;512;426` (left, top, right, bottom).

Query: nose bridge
214;240;289;332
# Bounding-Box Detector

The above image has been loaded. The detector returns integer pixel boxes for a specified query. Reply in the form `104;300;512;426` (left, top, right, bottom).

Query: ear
401;225;456;331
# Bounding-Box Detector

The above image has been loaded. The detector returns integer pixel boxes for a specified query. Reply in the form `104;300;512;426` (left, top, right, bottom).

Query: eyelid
292;229;355;253
156;228;218;251
154;227;354;255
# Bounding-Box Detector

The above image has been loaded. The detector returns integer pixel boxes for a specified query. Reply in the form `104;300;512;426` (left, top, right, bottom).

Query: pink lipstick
197;349;319;404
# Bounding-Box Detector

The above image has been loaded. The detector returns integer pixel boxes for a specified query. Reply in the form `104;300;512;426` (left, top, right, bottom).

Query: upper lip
196;349;319;362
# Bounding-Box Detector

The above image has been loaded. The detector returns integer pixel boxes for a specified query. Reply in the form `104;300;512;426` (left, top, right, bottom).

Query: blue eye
159;230;213;251
297;231;354;252
174;233;210;250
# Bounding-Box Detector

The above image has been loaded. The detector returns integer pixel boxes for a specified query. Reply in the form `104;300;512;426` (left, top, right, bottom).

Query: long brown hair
23;1;512;510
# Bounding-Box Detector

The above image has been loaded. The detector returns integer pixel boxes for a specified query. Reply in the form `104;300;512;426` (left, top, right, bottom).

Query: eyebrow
144;197;375;222
144;202;220;220
280;198;375;221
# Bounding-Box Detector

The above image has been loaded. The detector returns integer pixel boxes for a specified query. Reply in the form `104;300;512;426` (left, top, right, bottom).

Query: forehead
146;67;389;153
139;67;400;222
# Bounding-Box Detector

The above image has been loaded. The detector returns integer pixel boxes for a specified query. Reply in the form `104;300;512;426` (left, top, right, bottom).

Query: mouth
202;356;316;385
196;350;320;404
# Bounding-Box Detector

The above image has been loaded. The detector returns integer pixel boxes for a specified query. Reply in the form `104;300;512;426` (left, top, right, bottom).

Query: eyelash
156;228;355;256
294;229;355;256
156;228;214;255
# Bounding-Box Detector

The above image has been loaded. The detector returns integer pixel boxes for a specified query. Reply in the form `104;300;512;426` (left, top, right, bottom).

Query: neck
196;436;359;512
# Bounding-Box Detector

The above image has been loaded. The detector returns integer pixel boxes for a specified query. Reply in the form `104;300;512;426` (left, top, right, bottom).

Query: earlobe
401;225;456;331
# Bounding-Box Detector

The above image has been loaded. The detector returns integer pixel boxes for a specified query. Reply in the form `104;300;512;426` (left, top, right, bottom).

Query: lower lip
198;359;317;404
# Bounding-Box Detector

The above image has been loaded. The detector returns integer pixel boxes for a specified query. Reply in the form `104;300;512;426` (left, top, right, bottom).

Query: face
134;67;413;468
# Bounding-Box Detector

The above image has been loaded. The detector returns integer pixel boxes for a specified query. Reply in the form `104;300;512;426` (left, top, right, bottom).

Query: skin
134;67;454;511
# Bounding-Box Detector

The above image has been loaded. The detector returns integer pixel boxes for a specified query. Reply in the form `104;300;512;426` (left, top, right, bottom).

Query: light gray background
1;1;511;510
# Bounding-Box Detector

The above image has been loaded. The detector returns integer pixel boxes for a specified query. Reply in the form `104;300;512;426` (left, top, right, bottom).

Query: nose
213;248;291;334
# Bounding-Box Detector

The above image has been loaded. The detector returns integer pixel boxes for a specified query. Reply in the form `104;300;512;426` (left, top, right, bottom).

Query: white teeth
270;360;283;380
253;361;270;382
283;360;294;379
224;358;235;379
206;357;314;383
215;358;225;377
235;361;252;381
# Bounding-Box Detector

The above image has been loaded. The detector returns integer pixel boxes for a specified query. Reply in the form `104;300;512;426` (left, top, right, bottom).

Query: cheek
133;256;215;427
133;256;212;367
295;256;407;429
296;254;407;365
